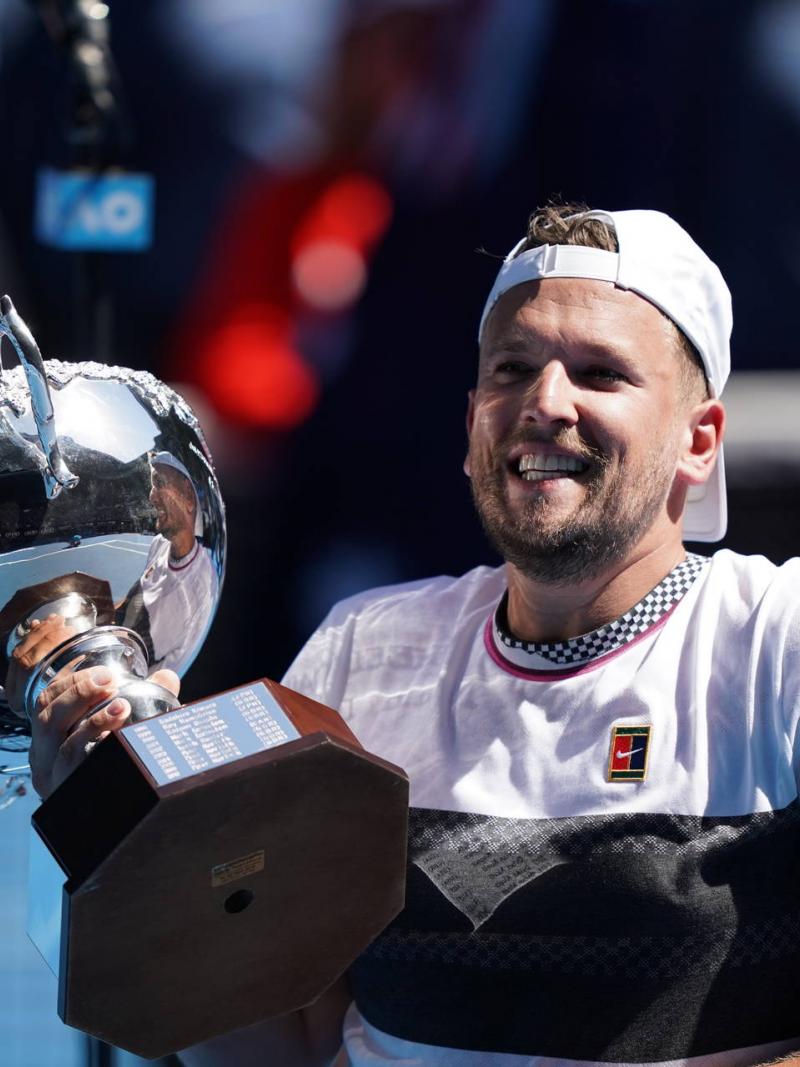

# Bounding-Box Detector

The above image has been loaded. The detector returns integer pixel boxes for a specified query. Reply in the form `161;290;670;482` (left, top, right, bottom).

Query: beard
468;431;678;585
155;513;176;538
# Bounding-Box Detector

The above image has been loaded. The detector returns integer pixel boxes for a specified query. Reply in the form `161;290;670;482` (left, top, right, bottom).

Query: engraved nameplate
123;682;300;787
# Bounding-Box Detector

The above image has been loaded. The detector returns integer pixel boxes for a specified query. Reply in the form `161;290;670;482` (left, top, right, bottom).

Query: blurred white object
722;371;800;484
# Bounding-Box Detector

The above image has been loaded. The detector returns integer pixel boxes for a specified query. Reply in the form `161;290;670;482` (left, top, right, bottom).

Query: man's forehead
481;277;670;352
152;462;189;487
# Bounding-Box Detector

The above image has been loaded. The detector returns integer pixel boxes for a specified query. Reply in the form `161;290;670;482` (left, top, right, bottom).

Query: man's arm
177;975;352;1067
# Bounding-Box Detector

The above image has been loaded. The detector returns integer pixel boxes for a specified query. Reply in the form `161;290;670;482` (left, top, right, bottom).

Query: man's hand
5;614;77;716
28;664;180;799
7;615;179;799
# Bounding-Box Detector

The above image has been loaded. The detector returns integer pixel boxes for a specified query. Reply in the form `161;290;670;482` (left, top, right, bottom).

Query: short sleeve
280;600;358;714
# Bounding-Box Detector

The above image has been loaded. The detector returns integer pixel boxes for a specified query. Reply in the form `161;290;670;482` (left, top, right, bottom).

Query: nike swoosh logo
616;746;644;759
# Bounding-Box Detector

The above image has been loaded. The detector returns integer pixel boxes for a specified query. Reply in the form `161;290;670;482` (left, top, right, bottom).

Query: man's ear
464;390;476;477
676;399;725;487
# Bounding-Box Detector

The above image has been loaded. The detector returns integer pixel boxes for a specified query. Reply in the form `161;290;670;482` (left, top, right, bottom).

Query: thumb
149;669;181;699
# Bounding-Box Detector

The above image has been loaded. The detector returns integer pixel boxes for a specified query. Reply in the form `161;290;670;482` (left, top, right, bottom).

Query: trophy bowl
0;295;226;735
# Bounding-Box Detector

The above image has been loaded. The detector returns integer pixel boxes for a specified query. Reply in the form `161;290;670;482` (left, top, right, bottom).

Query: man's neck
169;530;196;561
505;538;687;644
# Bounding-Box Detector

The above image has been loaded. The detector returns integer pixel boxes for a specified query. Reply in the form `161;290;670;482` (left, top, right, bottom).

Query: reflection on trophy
119;450;219;673
0;294;226;725
0;297;408;1058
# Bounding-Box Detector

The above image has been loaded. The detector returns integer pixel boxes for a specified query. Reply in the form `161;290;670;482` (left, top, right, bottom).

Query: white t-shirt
140;535;218;672
282;550;800;1067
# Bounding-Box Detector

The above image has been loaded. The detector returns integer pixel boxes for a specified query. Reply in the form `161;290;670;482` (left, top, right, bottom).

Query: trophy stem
23;625;179;724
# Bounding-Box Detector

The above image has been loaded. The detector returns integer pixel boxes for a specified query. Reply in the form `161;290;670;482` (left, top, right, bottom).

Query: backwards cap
478;209;732;542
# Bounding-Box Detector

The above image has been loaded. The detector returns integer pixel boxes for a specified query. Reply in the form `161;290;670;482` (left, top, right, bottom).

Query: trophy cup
0;297;408;1058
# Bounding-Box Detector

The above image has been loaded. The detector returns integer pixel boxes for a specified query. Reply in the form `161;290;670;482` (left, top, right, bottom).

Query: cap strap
478;244;620;342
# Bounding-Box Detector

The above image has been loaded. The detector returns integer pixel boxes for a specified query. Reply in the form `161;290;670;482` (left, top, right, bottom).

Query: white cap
478;209;732;542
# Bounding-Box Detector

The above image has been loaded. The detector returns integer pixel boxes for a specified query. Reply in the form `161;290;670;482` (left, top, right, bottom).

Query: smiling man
24;205;800;1066
469;247;715;586
273;204;800;1067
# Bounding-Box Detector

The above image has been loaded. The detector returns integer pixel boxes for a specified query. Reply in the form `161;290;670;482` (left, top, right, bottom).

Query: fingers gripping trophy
0;298;408;1058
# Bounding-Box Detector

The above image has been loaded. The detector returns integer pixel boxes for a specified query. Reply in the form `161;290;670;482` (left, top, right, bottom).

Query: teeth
517;453;587;475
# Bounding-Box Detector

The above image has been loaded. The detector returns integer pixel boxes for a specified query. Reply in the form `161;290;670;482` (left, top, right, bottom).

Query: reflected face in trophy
149;464;197;555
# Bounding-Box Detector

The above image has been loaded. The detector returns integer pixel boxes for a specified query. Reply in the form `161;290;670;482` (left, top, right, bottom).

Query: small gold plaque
211;849;265;887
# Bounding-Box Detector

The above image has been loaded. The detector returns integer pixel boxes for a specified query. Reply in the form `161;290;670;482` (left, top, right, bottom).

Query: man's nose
521;361;578;426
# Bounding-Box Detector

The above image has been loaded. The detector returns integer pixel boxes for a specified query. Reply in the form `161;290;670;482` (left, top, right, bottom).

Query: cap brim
682;444;727;543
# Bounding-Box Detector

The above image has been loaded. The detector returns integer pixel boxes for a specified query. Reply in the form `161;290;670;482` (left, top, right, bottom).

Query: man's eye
494;361;531;376
586;366;626;383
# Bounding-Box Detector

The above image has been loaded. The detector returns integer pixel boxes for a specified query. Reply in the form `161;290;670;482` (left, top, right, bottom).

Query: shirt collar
491;553;710;674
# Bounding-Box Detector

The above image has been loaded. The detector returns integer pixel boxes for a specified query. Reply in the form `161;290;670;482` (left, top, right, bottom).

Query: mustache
499;429;608;467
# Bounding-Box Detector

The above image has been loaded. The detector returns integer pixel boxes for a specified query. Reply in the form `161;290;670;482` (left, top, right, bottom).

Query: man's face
466;277;700;584
149;465;195;539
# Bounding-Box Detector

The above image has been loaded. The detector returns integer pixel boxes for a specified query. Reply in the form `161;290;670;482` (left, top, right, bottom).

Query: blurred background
1;0;800;1063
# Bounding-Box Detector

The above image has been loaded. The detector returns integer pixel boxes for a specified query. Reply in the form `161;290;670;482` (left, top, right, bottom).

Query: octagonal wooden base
31;679;408;1059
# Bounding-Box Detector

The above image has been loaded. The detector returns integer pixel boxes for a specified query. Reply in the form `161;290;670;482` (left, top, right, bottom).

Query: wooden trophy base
29;678;408;1059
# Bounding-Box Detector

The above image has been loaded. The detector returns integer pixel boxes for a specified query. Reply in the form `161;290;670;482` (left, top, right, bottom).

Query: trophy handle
0;295;78;499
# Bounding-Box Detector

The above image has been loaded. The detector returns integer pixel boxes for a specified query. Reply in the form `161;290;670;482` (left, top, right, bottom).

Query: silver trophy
0;295;225;736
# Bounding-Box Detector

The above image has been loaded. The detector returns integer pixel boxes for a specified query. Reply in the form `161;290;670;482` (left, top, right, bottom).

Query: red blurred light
292;241;366;312
199;306;320;429
291;173;393;256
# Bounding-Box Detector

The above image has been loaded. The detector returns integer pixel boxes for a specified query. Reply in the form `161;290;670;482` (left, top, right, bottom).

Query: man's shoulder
705;548;792;588
189;542;218;578
283;565;505;703
701;548;800;620
320;564;506;631
144;534;170;569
